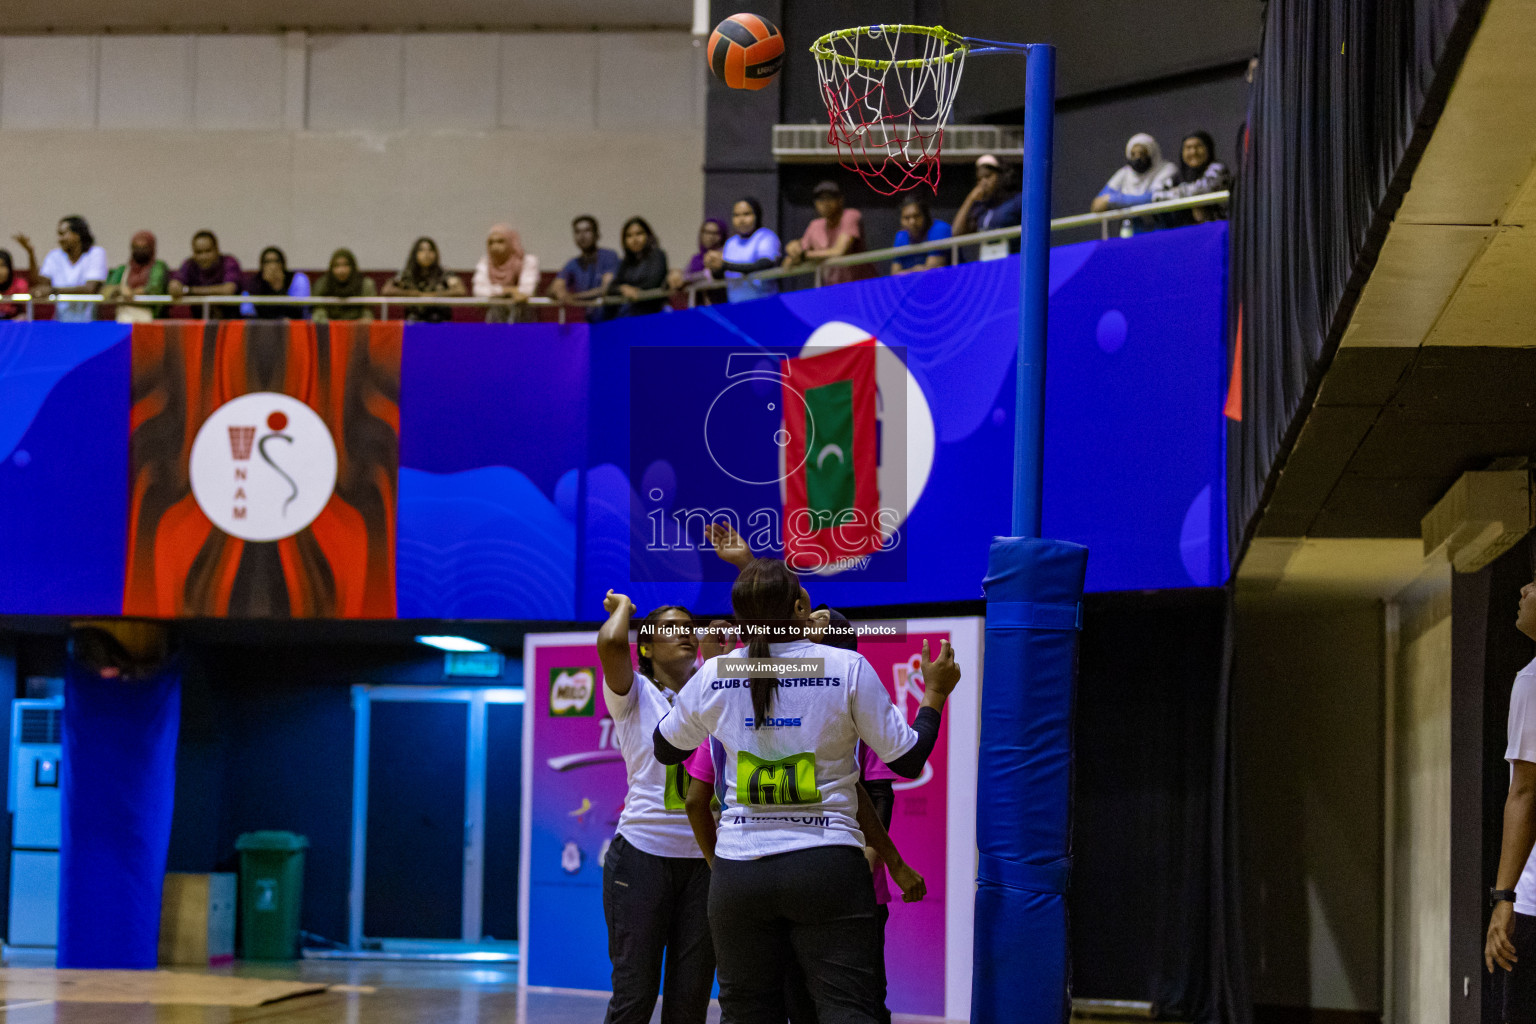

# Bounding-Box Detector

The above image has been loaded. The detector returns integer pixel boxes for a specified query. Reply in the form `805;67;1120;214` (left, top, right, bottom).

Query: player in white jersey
595;523;752;1024
1486;571;1536;1024
654;558;962;1024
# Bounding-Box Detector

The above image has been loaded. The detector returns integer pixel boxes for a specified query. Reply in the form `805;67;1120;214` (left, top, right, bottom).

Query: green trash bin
235;831;308;960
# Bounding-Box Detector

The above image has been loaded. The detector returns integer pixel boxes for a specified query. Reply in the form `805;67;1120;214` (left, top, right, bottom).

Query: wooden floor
0;961;967;1023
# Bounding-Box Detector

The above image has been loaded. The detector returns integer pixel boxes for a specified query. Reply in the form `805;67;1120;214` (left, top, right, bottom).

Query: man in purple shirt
168;230;243;318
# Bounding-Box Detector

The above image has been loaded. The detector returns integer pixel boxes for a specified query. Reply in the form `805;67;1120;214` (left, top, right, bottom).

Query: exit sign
445;651;505;678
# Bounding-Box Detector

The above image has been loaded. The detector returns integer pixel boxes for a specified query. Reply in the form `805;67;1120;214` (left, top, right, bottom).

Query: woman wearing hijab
102;231;170;321
472;224;540;324
311;248;375;323
1153;130;1233;224
667;218;726;306
384;237;466;323
0;235;38;321
242;247;311;319
608;217;669;317
1090;134;1177;235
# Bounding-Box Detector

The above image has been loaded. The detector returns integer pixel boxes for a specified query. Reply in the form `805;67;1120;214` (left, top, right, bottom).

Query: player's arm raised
597;589;639;697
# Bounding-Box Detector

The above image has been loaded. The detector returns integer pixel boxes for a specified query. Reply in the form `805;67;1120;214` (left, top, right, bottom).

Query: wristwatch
1491;888;1519;907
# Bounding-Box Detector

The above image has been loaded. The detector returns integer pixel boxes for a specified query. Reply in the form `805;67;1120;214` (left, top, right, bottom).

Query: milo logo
549;667;596;717
737;751;820;807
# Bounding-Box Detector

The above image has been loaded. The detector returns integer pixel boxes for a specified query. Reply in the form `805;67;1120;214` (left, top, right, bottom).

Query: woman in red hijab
103;231;170;321
472;223;540;323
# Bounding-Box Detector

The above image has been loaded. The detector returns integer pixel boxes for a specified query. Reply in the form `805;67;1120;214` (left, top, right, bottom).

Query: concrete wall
1388;571;1452;1024
0;32;705;271
1236;598;1385;1015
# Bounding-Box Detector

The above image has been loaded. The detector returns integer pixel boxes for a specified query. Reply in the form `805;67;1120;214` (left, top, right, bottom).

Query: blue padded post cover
973;536;1088;1024
58;659;181;969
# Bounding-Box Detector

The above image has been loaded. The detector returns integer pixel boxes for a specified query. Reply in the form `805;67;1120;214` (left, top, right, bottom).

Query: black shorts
1508;913;1536;1024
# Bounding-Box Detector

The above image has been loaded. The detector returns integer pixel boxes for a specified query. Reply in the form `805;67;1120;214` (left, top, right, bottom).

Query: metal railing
5;192;1227;322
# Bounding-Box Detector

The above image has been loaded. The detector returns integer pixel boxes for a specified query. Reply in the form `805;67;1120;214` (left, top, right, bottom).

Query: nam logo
549;667;596;717
738;751;820;806
189;392;339;542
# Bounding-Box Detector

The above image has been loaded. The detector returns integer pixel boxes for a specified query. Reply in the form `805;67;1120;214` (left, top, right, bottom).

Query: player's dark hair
899;195;932;230
192;229;218;250
636;605;693;683
731;558;802;727
572;214;598;232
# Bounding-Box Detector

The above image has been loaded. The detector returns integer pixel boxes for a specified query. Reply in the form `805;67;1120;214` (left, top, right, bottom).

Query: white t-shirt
603;669;704;859
656;639;918;861
1508;657;1536;915
40;245;109;323
722;227;781;303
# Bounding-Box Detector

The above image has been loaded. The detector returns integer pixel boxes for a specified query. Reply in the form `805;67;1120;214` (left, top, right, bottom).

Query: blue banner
0;224;1228;619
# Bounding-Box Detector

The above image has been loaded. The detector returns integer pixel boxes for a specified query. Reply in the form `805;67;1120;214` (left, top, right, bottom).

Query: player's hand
699;619;737;661
707;520;753;568
603;589;637;618
703;250;725;271
1488;900;1518;972
918;639;961;697
12;233;34;254
890;861;926;903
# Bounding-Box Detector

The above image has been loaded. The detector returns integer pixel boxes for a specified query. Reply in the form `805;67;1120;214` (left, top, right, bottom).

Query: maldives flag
781;340;881;571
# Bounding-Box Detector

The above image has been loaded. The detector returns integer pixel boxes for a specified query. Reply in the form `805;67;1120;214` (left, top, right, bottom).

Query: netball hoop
816;27;1075;1024
810;25;1031;195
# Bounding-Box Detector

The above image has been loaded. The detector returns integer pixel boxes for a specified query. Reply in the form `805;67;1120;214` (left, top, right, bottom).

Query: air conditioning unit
1421;469;1534;572
8;696;63;951
772;123;1024;163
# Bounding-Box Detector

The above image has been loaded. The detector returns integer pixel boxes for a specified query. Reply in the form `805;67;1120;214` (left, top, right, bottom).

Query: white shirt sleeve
603;669;643;721
82;246;109;282
518;254;540;296
657;666;714;753
847;654;918;764
1508;667;1536;764
470;259;493;298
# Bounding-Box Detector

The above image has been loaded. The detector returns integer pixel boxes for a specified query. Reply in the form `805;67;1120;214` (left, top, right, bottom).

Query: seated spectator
102;231;170;322
312;248;375;323
242;247;311;320
473;223;539;324
38;216;109;323
169;230;243;318
1;236;38;321
954;154;1020;235
549;216;620;324
384;237;466;323
667;218;726;305
608;217;669;317
1153;131;1233;224
1090;134;1177;235
706;198;781;303
782;181;871;285
891;196;952;275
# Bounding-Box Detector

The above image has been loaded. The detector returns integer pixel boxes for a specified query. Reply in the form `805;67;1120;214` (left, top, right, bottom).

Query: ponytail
731;558;803;729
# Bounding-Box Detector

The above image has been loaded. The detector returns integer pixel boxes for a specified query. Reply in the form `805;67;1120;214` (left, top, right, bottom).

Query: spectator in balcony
890;196;952;275
550;216;620;324
706;197;781;303
782;180;871;285
608;217;669;317
102;231;170;322
1;236;38;321
668;217;727;306
1090;134;1177;234
1153;131;1232;224
38;216;109;322
384;237;466;323
312;248;375;324
474;223;539;324
168;230;243;318
954;155;1021;234
242;247;311;320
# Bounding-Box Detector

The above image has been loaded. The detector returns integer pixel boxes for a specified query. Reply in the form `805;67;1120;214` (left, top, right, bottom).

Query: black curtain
1227;0;1487;557
1071;589;1249;1023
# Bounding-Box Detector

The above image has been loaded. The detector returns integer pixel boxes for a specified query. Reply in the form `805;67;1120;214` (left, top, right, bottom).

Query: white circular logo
189;392;339;542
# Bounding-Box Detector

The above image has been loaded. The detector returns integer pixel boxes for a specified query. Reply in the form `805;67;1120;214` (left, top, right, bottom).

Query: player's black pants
710;845;884;1024
1507;913;1536;1024
602;835;714;1024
